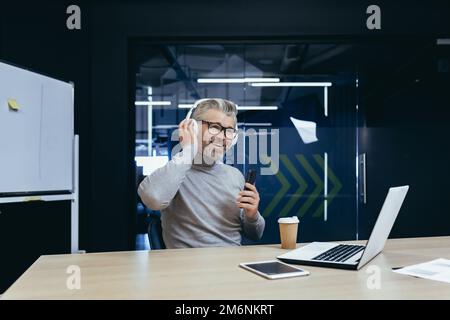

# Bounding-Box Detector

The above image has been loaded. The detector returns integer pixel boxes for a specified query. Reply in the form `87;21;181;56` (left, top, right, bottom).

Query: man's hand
236;183;260;220
178;119;197;149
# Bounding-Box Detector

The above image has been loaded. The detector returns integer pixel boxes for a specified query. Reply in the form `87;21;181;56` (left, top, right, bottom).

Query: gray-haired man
138;98;265;248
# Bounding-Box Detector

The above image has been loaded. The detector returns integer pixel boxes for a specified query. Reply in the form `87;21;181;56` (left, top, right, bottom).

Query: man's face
197;109;236;161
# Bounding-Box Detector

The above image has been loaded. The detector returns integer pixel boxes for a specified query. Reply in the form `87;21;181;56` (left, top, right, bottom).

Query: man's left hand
236;183;260;220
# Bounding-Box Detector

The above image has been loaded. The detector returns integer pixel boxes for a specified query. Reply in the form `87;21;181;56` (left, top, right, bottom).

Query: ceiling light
135;101;171;106
178;104;194;109
237;106;278;110
250;82;332;87
197;77;280;84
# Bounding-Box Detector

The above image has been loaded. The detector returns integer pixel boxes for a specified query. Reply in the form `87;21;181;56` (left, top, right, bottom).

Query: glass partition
132;42;359;247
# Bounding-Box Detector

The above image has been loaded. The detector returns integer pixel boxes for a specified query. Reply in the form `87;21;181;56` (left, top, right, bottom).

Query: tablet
239;260;310;280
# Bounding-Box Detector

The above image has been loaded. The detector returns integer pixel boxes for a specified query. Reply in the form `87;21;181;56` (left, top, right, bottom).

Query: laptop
277;186;409;270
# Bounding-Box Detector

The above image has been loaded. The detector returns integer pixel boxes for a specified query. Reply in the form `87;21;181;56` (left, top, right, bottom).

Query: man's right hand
178;119;197;149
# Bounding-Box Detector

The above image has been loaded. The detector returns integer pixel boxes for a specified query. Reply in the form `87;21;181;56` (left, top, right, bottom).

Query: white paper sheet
393;258;450;284
290;116;318;144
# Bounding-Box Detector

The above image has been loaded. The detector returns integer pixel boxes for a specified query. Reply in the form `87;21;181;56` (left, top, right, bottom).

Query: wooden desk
2;237;450;299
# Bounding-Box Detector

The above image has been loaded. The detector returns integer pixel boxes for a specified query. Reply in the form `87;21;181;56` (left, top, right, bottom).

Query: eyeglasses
201;120;237;140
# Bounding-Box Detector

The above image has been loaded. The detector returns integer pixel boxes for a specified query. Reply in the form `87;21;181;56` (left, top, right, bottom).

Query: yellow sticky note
24;196;42;202
7;98;20;111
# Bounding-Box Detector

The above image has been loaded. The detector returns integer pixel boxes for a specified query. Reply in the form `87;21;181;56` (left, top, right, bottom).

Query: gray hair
192;98;238;125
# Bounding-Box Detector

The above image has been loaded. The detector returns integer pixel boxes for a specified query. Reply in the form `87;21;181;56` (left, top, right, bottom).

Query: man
138;98;265;248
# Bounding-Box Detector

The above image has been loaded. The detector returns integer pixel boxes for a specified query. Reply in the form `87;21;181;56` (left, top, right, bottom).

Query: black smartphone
244;169;257;190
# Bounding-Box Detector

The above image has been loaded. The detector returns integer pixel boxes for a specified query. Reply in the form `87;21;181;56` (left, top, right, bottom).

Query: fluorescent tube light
237;106;278;110
197;77;280;84
178;104;278;110
250;82;332;87
135;101;171;106
178;104;194;109
237;123;272;126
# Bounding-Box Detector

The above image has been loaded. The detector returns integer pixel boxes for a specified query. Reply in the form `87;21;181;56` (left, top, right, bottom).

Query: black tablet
240;260;310;280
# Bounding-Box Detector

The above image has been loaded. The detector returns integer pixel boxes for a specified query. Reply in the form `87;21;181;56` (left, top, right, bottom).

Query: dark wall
1;0;450;254
0;2;92;252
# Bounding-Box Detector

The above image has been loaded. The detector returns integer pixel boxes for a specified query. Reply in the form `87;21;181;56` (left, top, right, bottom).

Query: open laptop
277;186;409;270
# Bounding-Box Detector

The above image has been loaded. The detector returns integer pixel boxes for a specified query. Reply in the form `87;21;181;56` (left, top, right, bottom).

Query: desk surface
2;236;450;299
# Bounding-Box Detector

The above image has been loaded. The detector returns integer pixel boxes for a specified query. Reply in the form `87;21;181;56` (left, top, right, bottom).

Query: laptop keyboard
312;244;365;262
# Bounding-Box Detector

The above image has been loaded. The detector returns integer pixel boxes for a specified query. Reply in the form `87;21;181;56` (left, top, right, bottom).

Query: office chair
147;214;166;250
146;213;258;249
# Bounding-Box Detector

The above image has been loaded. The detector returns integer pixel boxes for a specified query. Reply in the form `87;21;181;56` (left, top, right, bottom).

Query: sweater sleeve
241;210;265;241
137;146;195;211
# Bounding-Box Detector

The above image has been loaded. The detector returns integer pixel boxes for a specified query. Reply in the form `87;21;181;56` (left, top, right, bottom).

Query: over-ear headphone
185;98;239;147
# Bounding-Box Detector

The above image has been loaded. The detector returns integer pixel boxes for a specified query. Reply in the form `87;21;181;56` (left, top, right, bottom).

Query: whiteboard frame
0;60;74;194
0;61;80;253
0;136;80;254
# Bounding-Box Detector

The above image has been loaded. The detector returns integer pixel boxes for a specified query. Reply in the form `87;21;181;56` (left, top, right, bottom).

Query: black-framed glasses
201;120;237;140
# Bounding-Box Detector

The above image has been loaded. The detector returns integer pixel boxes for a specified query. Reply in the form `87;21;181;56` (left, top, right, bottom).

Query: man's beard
201;137;226;164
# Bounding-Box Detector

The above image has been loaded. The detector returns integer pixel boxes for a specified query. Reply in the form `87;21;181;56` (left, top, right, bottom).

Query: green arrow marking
279;155;308;217
296;155;324;217
261;156;291;218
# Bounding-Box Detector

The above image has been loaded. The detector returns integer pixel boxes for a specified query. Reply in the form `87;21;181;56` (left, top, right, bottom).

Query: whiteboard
0;61;74;194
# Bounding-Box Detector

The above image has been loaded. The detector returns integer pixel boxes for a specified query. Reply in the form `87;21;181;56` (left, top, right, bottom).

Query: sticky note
7;98;20;111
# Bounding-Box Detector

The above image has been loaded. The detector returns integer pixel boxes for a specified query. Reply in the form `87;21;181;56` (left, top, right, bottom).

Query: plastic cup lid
278;216;299;224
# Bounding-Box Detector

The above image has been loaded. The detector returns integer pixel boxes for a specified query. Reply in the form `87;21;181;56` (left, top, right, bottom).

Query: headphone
185;98;239;147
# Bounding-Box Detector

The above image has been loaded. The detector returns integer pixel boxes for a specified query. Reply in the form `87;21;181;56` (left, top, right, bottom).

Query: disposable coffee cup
278;216;299;249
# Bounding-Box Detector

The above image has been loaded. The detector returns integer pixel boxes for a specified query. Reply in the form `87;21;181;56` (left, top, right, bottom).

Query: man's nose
211;132;227;147
214;130;226;141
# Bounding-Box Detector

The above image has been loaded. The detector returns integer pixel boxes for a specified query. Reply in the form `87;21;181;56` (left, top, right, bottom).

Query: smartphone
244;169;257;190
239;260;310;280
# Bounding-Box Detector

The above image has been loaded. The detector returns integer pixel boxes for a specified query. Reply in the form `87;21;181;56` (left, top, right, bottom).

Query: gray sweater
137;147;265;249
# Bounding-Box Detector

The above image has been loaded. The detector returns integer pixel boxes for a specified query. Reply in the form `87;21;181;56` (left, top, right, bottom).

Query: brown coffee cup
278;216;299;249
